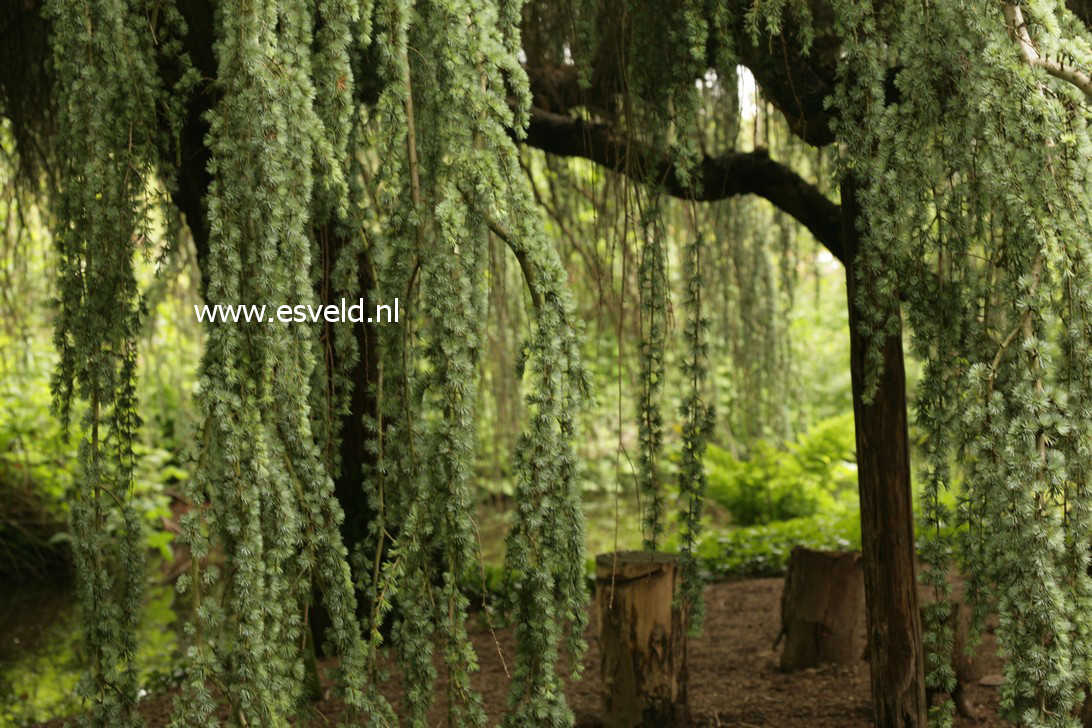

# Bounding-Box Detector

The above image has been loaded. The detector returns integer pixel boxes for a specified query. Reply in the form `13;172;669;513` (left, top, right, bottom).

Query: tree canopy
1;0;1091;726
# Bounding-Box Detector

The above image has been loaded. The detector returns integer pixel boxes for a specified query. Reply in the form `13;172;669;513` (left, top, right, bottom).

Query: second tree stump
595;551;688;728
779;546;866;671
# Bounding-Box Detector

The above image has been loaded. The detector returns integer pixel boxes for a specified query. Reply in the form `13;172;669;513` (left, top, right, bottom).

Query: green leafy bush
696;510;861;578
0;343;78;576
0;336;184;576
705;413;856;526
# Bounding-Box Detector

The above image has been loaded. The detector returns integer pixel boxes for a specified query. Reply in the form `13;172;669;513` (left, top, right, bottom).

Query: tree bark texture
779;547;866;671
595;551;689;728
842;176;928;727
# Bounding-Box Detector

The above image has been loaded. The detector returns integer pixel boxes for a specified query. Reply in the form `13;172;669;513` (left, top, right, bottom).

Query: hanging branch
635;196;669;550
474;179;590;725
45;0;184;723
677;232;714;632
457;46;592;723
1003;3;1092;99
174;0;372;723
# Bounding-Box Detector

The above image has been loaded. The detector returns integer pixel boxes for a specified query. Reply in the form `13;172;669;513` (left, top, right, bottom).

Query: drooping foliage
45;0;192;723
676;228;715;631
26;0;1092;726
830;2;1092;725
172;0;374;723
345;0;591;724
541;0;799;567
635;197;669;550
716;197;798;448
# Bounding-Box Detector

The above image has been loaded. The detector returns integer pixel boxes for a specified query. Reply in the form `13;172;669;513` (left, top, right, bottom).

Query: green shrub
0;337;184;576
705;413;856;526
696;510;862;578
0;347;78;576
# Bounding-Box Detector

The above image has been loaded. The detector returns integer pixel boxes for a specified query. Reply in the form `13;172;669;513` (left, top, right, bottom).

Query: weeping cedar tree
2;0;1091;725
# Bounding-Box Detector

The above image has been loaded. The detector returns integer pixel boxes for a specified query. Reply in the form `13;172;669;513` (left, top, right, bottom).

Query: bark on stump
595;551;688;728
941;599;983;718
779;547;866;671
916;569;990;718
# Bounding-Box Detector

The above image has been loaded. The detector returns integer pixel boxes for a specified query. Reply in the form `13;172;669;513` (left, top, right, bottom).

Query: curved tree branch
521;107;845;262
1005;3;1092;99
482;216;544;312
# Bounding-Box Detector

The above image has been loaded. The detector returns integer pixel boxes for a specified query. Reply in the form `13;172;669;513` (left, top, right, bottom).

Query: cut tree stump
779;546;866;671
595;551;688;728
916;568;991;719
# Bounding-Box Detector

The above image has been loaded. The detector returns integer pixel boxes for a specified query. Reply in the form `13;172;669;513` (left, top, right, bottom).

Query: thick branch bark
842;176;927;727
523;107;844;261
1005;3;1092;99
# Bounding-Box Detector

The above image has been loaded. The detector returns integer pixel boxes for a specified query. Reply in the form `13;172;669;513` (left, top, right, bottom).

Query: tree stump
779;546;866;671
595;551;688;728
915;565;996;719
945;599;983;718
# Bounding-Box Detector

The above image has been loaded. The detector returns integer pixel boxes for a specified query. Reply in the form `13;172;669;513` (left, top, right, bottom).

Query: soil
37;578;1010;727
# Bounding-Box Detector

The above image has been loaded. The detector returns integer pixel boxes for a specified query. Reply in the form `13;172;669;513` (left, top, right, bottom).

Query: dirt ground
38;578;1010;727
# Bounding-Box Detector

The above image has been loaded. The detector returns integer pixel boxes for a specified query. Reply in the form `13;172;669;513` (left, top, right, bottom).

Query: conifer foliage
677;230;714;632
172;0;372;723
47;1;189;724
42;0;588;724
830;2;1092;725
363;2;591;723
30;0;1092;726
636;199;669;550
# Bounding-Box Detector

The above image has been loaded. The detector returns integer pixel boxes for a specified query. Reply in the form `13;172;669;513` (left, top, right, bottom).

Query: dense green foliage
45;0;191;722
2;0;1091;726
172;0;372;723
697;511;862;578
358;1;591;724
706;413;857;526
829;2;1092;724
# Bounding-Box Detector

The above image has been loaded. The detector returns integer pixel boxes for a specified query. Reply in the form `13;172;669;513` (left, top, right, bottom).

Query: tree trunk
595;551;688;728
169;1;382;660
779;547;866;671
842;177;927;727
327;228;382;568
305;226;383;655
